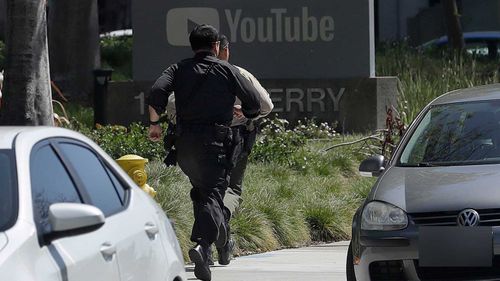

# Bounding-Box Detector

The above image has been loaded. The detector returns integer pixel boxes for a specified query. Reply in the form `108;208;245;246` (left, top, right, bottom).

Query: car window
105;166;126;204
58;143;123;216
400;112;432;164
31;145;82;234
0;150;17;232
399;100;500;166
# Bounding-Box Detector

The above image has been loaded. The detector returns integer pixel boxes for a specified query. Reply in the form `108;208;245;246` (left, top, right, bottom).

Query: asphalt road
186;241;349;281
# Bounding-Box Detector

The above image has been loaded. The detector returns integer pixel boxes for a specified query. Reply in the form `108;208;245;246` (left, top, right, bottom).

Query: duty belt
176;121;231;136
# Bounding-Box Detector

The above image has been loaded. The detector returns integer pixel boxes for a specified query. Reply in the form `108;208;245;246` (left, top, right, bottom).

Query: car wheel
346;241;357;281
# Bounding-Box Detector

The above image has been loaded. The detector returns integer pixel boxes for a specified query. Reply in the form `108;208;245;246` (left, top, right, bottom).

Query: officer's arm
147;106;162;141
238;67;274;118
230;66;261;119
147;65;177;116
147;65;176;141
256;82;274;118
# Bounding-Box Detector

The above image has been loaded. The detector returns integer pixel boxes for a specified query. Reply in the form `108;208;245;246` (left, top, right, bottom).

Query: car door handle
145;222;159;240
100;242;116;261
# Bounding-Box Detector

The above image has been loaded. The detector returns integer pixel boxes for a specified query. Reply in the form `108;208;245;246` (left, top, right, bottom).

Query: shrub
53;103;94;129
293;118;337;139
251;118;340;169
231;205;279;254
304;204;347;241
80;122;164;160
100;36;132;81
245;176;311;247
251;118;307;165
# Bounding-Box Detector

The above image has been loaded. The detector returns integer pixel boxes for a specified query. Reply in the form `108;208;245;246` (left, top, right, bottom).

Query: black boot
217;238;235;265
189;244;212;281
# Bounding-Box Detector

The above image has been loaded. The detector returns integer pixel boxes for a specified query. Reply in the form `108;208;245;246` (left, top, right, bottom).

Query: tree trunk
48;0;100;103
443;0;464;51
0;0;54;126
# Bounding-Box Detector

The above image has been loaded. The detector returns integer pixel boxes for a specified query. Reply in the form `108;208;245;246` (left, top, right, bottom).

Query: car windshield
399;100;500;166
0;150;17;231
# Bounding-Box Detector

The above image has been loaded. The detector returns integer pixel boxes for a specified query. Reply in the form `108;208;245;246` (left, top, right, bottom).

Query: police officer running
216;34;274;264
163;34;274;266
147;25;261;281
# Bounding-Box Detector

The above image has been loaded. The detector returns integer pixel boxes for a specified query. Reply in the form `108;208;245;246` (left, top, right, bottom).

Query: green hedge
77;122;164;160
100;36;133;81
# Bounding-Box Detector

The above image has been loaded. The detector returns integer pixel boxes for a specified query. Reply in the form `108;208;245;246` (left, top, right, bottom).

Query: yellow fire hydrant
116;154;157;197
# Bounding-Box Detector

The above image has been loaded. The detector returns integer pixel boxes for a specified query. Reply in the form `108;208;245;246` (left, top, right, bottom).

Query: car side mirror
47;203;105;240
359;155;385;177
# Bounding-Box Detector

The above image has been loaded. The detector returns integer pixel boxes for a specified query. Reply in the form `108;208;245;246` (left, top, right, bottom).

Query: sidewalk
186;241;349;281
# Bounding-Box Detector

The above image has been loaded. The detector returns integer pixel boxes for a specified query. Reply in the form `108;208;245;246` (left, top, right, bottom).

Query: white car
0;126;186;281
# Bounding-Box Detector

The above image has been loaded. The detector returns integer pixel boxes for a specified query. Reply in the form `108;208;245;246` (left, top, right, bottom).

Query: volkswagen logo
457;209;480;227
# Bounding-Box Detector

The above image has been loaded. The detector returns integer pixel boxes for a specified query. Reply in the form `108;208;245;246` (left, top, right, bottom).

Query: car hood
372;164;500;213
0;233;7;252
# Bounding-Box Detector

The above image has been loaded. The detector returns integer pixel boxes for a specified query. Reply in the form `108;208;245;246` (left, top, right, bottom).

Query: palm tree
0;0;54;125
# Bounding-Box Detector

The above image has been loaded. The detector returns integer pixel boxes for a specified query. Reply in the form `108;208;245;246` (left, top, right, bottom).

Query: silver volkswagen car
348;84;500;281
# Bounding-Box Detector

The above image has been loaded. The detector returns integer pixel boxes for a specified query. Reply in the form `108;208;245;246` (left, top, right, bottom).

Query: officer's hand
148;125;162;142
233;105;243;118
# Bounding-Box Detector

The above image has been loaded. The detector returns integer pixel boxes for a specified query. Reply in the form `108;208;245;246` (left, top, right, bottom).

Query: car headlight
361;201;408;231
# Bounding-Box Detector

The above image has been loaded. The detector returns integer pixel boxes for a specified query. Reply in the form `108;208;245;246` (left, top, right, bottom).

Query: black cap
189;24;219;51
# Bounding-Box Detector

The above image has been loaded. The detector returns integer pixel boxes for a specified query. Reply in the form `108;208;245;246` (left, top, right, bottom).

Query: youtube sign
166;8;220;46
126;0;397;133
134;0;374;81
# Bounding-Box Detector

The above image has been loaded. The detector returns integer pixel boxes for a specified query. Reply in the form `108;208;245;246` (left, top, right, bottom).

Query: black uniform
148;51;260;246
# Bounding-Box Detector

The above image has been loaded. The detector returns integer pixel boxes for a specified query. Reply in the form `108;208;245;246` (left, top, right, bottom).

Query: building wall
408;0;500;45
461;0;500;31
407;3;445;45
98;0;131;33
377;0;428;42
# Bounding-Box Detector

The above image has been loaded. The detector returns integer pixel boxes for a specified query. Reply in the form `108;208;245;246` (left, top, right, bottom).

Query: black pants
175;126;231;245
223;125;257;217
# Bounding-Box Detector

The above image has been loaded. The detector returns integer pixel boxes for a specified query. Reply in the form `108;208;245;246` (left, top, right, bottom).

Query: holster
243;121;258;154
164;122;177;150
164;149;177;167
213;124;238;169
163;122;178;166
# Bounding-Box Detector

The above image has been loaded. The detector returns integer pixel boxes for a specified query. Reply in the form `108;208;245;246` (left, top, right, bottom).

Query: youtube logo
166;8;220;46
